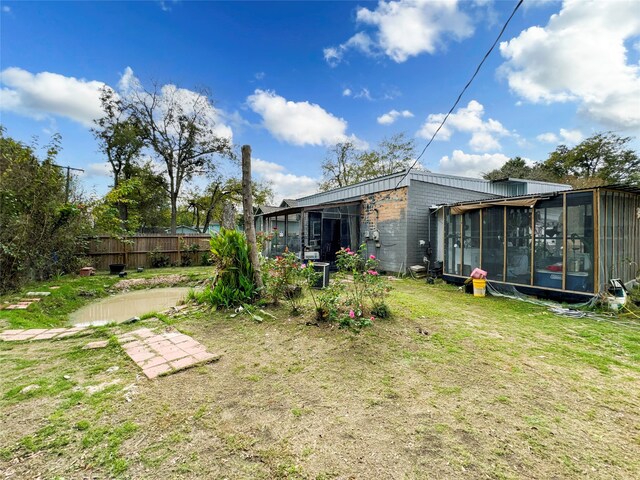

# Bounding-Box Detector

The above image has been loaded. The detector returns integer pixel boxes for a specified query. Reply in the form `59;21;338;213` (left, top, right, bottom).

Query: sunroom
443;186;640;300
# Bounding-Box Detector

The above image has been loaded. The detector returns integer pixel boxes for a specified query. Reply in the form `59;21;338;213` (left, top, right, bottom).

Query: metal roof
447;184;640;207
294;169;571;206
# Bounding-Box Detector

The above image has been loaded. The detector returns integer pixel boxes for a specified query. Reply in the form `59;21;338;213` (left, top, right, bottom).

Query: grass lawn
1;267;639;479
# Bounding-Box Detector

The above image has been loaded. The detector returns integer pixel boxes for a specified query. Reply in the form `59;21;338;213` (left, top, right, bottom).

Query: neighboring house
442;185;640;300
169;224;222;235
255;169;570;273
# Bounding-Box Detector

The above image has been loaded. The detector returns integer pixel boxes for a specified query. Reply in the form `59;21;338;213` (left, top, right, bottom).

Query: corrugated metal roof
295;169;571;206
447;184;640;207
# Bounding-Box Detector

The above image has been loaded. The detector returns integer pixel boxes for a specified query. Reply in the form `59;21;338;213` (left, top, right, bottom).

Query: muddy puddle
69;287;191;325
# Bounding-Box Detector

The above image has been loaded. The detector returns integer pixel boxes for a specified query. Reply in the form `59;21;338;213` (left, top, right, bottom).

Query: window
482;207;504;281
565;192;594;292
462;210;480;276
533;197;564;289
506;207;532;284
445;210;461;275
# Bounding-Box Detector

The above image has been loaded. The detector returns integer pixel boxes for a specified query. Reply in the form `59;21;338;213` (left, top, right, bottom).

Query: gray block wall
406;181;500;268
361;189;408;274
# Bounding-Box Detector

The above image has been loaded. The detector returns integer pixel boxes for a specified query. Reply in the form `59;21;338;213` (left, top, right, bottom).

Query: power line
394;0;524;190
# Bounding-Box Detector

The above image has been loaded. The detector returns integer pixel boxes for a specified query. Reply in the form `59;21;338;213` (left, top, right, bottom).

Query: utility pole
52;164;84;203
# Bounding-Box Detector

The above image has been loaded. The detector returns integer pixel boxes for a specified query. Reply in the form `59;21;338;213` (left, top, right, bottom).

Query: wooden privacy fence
82;234;212;271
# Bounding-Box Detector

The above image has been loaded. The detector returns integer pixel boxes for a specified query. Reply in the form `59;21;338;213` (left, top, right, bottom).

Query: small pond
69;287;191;325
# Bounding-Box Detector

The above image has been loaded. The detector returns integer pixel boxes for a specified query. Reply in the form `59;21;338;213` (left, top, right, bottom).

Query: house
255;169;570;273
441;185;640;300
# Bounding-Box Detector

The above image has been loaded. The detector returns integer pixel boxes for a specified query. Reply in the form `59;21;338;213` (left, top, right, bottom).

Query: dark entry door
321;218;341;262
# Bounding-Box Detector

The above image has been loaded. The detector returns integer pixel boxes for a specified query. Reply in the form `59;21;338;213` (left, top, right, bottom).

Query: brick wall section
361;187;408;273
406;181;501;268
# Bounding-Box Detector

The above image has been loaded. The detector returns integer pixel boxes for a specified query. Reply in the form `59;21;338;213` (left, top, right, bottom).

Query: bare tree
319;141;358;191
126;83;232;233
319;133;417;191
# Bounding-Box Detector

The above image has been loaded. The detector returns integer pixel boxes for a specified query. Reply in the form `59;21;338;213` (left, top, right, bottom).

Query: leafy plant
148;247;170;268
179;239;201;266
262;252;305;314
0;129;93;293
335;243;392;330
206;228;256;308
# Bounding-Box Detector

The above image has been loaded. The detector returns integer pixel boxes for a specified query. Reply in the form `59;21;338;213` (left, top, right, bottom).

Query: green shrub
262;252;305;314
148;247;170;268
335;243;392;331
206;229;256;308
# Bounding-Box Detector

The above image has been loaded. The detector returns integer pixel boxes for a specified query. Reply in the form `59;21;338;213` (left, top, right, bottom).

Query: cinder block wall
361;187;408;273
406;181;500;269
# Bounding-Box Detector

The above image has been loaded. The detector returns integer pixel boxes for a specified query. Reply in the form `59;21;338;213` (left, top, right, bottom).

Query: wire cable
394;0;524;190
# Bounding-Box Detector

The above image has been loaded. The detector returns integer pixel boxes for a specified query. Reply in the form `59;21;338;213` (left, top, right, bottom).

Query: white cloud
325;0;474;65
0;67;107;126
499;0;640;130
158;1;180;12
2;6;11;13
417;100;510;152
342;88;352;97
83;162;113;179
324;32;375;66
247;89;364;147
559;128;584;144
118;66;138;93
438;150;510;177
536;132;559;143
252;158;319;203
377;109;414;125
537;128;584;145
353;88;373;101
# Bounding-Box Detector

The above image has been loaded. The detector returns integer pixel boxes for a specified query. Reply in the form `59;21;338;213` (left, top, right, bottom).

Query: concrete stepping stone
83;340;109;349
0;327;88;342
26;292;51;296
117;328;220;379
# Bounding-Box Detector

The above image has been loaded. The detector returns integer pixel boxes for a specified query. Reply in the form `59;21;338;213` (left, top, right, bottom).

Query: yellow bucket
472;278;486;297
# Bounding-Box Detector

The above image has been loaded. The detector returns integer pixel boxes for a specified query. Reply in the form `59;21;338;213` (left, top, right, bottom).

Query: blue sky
1;0;639;202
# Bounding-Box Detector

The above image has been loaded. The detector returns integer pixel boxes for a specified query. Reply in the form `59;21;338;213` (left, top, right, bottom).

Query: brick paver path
0;327;88;341
117;328;220;379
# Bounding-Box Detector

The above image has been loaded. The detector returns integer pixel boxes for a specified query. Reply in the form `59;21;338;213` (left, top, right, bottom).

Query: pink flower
349;309;355;319
367;270;379;276
345;247;351;252
370;316;375;322
369;255;376;259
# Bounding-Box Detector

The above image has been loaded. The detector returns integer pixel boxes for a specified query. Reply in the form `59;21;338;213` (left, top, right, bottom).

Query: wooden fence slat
81;234;212;270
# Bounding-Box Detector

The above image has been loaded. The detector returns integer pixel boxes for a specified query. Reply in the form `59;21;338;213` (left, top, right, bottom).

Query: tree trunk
170;195;177;234
221;202;235;230
242;145;264;291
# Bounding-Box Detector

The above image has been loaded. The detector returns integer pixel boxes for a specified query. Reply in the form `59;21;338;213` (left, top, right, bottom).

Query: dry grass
1;277;639;479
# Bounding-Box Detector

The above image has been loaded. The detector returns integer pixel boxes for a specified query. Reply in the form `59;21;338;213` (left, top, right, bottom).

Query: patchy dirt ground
1;280;639;479
111;274;192;291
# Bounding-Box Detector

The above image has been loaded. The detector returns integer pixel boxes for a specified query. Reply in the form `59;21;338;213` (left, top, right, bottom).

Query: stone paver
0;327;88;342
118;328;220;379
83;340;109;350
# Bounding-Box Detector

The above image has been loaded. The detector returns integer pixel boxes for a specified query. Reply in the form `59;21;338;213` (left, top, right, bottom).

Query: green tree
92;86;145;224
0;128;91;292
182;176;273;232
482;156;554;182
319;133;417;191
93;161;169;236
126;83;233;233
543;132;639;186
